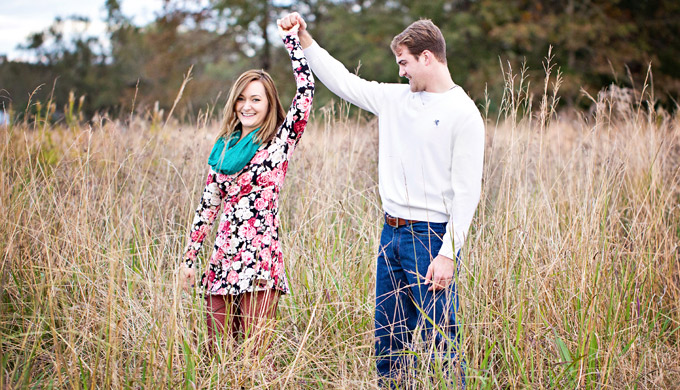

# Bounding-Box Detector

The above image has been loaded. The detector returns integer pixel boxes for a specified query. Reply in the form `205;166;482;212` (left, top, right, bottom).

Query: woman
179;22;313;351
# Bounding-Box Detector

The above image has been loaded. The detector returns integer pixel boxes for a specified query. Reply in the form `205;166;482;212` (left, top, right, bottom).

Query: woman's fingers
278;14;296;30
179;266;195;292
277;18;299;37
291;13;307;31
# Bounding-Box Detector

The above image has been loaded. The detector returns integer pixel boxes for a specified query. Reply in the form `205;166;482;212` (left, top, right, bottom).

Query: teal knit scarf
208;128;262;175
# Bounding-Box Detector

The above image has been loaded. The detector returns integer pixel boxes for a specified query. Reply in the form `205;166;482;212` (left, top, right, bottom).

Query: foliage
0;15;118;118
0;0;679;121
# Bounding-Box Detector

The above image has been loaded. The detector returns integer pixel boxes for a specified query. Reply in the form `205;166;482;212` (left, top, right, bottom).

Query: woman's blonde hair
217;69;285;144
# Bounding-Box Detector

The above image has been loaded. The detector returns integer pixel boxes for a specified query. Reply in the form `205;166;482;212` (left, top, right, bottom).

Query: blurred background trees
1;0;678;121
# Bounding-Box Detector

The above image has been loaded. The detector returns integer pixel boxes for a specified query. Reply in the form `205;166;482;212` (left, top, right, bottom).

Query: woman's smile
236;80;269;134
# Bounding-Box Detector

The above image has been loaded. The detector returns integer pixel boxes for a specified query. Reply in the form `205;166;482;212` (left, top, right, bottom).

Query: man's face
395;45;427;92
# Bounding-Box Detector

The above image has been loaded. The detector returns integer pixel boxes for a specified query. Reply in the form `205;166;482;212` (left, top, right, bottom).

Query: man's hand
178;263;196;293
278;12;313;49
424;254;456;292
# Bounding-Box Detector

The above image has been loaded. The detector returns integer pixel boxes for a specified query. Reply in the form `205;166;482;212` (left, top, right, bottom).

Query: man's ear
421;50;433;66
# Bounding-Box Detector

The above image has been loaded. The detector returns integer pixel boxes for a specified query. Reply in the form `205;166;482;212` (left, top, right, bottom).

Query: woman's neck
236;126;259;143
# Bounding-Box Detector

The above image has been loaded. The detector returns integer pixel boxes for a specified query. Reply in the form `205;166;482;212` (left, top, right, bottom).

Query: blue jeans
375;219;465;387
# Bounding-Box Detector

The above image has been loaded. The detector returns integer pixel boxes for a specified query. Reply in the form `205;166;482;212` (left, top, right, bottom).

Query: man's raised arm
278;12;386;116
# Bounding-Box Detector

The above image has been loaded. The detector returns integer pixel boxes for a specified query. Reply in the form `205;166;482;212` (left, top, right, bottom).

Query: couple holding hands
179;12;484;387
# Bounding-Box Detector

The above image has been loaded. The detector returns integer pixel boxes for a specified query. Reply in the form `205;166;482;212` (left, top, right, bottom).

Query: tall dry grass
1;73;679;389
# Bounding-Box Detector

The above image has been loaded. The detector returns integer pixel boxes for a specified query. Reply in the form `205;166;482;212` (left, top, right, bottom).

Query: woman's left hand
178;263;196;293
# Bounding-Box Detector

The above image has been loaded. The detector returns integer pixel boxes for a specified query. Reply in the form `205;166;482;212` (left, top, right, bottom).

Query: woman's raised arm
278;29;314;145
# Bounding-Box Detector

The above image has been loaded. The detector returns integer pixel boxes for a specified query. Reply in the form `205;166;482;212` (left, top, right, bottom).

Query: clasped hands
277;12;306;37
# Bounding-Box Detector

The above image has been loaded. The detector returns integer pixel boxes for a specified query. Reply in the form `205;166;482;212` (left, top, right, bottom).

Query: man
279;13;484;386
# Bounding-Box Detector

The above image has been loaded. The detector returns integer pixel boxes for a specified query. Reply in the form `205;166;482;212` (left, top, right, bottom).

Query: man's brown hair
390;19;447;64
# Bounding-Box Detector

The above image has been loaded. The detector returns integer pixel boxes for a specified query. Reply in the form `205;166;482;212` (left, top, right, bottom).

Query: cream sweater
304;42;485;258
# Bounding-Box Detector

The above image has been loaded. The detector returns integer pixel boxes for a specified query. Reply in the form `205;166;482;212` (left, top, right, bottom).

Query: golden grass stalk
0;75;678;389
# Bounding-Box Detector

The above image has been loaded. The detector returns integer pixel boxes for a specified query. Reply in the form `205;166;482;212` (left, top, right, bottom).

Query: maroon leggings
205;290;280;348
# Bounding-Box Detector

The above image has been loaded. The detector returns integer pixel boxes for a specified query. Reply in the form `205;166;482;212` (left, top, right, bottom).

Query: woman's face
235;80;269;133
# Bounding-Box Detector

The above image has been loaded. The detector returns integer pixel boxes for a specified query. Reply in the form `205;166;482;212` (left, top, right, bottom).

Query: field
1;81;679;389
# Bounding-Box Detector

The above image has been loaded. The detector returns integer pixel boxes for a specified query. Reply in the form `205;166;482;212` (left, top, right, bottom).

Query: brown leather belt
384;213;416;227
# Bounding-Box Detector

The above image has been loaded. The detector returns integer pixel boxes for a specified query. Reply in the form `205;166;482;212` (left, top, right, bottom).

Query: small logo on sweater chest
434;119;440;126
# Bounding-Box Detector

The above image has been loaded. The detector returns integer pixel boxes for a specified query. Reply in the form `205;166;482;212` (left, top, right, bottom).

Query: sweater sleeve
280;33;314;144
303;41;384;116
438;111;485;259
182;168;226;268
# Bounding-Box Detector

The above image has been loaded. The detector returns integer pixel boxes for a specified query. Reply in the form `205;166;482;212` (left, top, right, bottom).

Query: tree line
1;0;678;121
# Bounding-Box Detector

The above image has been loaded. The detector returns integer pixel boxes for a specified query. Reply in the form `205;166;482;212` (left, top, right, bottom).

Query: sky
0;0;164;61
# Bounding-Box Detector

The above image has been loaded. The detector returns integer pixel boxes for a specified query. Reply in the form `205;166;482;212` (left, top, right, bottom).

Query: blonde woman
179;22;313;352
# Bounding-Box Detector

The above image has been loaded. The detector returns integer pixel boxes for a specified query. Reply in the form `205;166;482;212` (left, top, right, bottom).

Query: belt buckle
385;213;399;228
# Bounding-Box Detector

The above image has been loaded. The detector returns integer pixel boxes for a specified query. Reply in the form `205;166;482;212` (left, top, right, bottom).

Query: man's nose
399;68;406;78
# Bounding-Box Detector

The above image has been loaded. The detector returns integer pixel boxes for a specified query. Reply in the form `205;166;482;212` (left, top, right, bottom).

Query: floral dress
182;33;313;296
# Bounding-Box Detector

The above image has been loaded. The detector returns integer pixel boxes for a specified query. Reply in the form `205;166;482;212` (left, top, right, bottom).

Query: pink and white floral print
182;33;313;296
